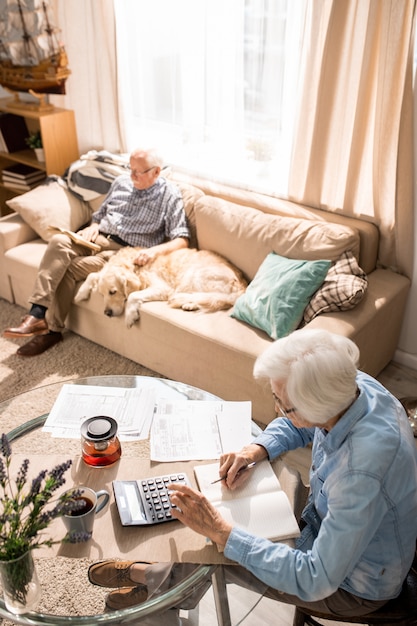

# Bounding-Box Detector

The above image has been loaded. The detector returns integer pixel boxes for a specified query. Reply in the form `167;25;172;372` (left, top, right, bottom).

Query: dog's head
97;267;145;317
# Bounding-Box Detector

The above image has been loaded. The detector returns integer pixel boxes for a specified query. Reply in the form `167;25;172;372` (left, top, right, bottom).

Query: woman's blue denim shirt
224;372;417;602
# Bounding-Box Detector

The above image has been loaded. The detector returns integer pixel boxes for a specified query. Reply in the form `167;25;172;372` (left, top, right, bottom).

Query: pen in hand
211;461;257;484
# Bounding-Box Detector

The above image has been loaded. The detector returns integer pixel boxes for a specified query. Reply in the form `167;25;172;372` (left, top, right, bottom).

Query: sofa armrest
0;212;39;256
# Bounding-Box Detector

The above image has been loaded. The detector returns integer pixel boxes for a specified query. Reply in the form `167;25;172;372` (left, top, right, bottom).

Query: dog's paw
181;302;200;311
125;303;141;328
169;295;200;311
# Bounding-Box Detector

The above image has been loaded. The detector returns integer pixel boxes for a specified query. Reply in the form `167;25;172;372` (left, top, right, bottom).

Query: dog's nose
104;309;113;317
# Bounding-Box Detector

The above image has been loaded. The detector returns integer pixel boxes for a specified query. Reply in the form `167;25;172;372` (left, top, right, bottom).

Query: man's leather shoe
17;332;63;356
105;586;148;611
88;560;150;588
3;315;48;338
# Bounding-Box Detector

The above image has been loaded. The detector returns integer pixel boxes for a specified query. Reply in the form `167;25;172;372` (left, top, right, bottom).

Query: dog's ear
124;273;142;296
74;272;100;302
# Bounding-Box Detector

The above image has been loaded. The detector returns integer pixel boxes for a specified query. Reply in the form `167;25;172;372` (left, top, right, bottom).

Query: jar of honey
81;416;122;467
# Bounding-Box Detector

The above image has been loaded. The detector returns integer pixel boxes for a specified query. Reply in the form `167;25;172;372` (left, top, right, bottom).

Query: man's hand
78;223;100;242
134;249;155;266
168;483;233;549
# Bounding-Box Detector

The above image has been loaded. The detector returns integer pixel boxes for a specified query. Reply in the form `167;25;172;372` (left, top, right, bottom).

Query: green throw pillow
231;252;331;340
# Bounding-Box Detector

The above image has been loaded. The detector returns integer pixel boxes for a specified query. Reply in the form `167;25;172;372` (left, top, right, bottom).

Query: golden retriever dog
75;247;142;318
75;247;248;328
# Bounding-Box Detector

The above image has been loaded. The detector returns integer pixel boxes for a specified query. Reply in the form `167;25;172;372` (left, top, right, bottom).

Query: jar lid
81;416;118;441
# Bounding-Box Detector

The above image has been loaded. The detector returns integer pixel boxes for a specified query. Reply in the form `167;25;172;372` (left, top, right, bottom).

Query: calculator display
124;482;146;521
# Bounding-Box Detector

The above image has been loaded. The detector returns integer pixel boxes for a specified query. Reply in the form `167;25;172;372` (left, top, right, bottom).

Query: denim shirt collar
317;384;366;453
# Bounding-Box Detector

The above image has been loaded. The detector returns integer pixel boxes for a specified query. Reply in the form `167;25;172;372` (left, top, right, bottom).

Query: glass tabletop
0;375;229;625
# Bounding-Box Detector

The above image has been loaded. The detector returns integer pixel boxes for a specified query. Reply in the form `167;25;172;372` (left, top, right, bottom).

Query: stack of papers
43;385;253;462
43;384;156;440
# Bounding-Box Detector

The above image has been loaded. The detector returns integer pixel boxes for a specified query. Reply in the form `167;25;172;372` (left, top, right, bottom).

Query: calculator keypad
138;473;190;524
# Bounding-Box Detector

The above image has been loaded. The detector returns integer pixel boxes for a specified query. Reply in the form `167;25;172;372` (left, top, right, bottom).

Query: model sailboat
0;0;70;95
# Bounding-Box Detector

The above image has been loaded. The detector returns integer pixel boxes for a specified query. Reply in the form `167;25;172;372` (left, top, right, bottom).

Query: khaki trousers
29;233;125;332
144;563;388;618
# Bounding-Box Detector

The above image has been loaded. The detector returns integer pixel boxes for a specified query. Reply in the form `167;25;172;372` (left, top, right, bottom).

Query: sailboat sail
0;0;70;94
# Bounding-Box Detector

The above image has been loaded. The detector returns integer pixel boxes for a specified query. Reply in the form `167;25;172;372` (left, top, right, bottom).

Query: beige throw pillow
194;197;360;281
6;178;92;242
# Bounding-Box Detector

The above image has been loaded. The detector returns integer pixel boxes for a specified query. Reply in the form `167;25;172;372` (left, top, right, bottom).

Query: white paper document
43;384;156;440
150;400;252;461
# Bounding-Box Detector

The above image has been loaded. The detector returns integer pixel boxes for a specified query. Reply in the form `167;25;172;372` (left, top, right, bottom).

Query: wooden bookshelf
0;98;79;216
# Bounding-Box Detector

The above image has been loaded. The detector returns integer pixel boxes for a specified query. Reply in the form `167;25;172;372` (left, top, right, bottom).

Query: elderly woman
89;328;417;619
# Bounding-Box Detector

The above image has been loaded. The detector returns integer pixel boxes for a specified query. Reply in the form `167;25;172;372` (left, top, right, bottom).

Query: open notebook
194;460;300;543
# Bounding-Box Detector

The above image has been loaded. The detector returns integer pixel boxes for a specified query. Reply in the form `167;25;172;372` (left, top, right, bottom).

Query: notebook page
216;491;300;540
194;460;283;503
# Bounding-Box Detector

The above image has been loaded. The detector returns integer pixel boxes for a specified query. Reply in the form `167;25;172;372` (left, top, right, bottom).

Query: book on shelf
47;226;101;251
2;178;45;192
1;163;46;183
194;460;300;545
0;113;29;153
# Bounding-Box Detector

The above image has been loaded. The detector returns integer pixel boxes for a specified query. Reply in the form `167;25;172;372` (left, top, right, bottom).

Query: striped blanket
65;150;130;201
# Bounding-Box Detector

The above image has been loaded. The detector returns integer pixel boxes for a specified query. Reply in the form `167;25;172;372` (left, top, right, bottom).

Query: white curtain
51;0;304;192
289;0;416;276
114;0;305;194
51;0;415;278
51;0;124;154
114;1;245;168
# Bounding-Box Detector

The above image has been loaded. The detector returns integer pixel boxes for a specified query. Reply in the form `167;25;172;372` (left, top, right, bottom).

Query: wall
394;69;417;372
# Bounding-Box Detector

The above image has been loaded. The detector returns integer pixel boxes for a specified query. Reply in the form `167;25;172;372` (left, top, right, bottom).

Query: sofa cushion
303;250;368;323
6;178;92;242
231;252;331;340
169;180;203;249
194;196;360;281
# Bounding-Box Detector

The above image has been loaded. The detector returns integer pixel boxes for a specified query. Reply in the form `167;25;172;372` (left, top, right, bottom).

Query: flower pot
0;551;41;614
34;148;45;162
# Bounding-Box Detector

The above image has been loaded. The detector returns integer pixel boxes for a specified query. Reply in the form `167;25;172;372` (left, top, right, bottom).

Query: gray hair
254;328;360;424
130;147;164;169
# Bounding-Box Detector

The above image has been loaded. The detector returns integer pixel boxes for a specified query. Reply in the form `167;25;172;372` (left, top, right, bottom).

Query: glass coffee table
0;375;254;625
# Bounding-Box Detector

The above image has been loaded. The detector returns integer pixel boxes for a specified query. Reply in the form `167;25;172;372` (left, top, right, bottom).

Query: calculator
112;473;191;526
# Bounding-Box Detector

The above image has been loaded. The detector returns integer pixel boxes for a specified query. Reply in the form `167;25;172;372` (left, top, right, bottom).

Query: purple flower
16;459;29;488
0;434;11;459
65;530;92;543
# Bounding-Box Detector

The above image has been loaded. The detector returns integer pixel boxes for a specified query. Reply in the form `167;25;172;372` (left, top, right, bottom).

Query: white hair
130;147;164;169
254;328;360;424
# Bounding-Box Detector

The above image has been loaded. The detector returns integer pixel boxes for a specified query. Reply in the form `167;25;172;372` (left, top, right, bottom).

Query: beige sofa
0;171;411;424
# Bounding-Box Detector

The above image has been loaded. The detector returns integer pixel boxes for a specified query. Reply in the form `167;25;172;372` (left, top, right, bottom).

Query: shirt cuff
224;526;255;564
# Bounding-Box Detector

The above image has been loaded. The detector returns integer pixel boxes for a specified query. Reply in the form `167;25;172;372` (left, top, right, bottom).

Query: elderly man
3;148;190;356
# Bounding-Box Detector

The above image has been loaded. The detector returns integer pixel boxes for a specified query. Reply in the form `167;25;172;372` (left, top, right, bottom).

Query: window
115;0;306;197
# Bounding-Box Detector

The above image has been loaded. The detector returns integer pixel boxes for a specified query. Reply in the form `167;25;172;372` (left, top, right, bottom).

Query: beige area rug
0;298;161;405
0;298;165;624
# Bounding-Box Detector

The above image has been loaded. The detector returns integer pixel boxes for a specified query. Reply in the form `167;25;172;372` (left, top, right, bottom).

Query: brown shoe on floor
17;332;63;356
106;585;148;611
88;560;150;588
3;315;48;338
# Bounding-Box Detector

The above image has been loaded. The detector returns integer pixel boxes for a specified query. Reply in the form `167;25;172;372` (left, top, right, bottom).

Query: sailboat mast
16;0;39;64
42;1;57;53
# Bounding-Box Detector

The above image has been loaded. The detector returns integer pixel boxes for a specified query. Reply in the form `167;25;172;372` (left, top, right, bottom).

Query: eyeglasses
129;166;156;177
272;392;297;418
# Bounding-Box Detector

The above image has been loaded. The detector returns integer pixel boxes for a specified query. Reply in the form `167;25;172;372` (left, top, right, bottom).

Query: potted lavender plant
0;434;88;614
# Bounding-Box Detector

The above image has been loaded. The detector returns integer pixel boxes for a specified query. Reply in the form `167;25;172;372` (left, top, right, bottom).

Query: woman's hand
219;444;268;490
168;483;233;550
